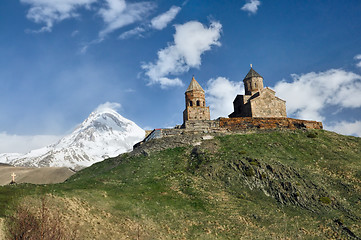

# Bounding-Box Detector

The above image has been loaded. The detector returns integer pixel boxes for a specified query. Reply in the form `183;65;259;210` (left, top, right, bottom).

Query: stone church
229;66;287;118
138;68;322;145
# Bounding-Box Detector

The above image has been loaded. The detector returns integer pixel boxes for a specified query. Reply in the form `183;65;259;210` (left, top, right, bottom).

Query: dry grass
3;196;77;240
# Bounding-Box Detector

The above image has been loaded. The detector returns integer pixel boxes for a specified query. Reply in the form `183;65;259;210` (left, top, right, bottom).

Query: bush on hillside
4;197;76;240
244;167;255;177
247;158;261;167
307;132;318;138
319;196;331;204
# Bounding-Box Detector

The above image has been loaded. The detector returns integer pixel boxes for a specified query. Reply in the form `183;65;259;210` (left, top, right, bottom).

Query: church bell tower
183;76;210;124
243;65;264;95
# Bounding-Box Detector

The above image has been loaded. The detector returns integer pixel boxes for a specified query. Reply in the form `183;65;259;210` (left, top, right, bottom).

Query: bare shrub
4;196;77;240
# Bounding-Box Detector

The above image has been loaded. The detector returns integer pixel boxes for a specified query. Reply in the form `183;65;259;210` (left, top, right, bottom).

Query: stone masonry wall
219;117;323;131
185;90;206;108
184;88;210;122
250;93;287;118
183;107;210;121
184;120;219;130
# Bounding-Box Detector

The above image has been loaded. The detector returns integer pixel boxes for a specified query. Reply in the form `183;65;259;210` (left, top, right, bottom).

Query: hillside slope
1;130;360;239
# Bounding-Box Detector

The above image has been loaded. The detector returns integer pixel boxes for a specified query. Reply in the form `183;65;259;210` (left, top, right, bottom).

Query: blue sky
1;0;361;153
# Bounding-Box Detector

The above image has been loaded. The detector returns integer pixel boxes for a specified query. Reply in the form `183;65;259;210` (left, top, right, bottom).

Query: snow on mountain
0;108;145;170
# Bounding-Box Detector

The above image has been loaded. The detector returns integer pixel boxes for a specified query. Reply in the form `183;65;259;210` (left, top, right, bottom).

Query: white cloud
241;0;261;14
98;0;155;38
150;6;181;30
355;54;361;68
274;69;361;121
21;0;155;35
21;0;181;46
0;132;61;154
95;101;122;112
21;0;97;32
71;30;79;37
326;121;361;137
142;20;222;88
206;77;243;119
119;5;181;40
174;21;222;66
118;26;145;39
80;38;105;54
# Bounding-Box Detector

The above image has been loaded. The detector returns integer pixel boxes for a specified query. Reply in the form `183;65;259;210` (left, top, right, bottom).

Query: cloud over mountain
0;132;62;154
95;101;122;112
0;102;122;154
142;21;222;88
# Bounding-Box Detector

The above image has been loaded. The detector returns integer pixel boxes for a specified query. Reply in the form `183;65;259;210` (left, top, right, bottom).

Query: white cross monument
11;172;16;182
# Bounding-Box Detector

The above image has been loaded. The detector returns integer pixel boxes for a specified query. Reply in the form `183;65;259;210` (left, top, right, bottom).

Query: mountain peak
1;109;145;170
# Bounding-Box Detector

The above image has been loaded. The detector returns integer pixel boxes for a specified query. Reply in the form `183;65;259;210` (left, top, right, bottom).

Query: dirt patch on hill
36;195;163;239
0;166;75;186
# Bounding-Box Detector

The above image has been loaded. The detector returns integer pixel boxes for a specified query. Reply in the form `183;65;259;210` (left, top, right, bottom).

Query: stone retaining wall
219;117;323;131
183;119;220;130
137;117;323;148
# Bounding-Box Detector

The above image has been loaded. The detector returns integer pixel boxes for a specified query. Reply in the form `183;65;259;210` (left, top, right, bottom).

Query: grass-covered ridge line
1;129;360;239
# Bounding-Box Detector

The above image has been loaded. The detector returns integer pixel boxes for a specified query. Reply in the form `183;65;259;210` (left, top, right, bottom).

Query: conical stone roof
186;76;204;92
244;67;263;80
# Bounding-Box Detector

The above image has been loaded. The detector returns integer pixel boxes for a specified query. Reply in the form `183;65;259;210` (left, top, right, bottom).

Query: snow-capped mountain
0;108;145;170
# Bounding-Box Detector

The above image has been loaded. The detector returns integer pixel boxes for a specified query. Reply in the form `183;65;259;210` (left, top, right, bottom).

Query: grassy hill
1;129;360;239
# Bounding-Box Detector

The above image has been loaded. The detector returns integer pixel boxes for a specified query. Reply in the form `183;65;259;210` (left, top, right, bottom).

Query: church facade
229;67;287;118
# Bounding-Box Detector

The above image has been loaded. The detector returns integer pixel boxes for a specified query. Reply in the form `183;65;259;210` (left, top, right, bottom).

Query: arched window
196;100;200;106
189;101;193;106
203;102;205;106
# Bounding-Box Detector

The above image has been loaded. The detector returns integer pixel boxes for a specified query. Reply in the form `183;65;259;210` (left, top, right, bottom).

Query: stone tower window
189;101;193;106
203;102;205;106
196;100;200;106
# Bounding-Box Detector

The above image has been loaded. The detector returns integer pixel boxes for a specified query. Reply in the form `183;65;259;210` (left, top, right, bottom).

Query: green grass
1;129;360;239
